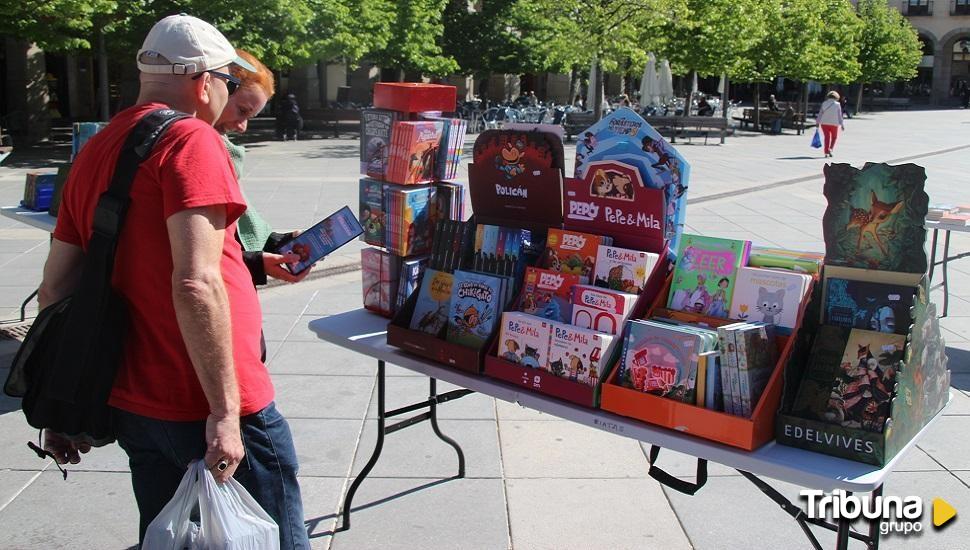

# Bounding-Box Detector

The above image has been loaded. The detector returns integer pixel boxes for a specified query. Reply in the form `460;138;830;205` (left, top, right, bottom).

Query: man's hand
263;251;313;283
204;413;245;483
43;430;91;465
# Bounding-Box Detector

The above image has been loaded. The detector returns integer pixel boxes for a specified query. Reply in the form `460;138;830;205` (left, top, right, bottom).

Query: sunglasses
191;70;240;96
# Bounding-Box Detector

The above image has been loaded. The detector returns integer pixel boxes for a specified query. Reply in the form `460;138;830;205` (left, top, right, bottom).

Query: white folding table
1;206;56;321
310;308;949;550
926;219;970;317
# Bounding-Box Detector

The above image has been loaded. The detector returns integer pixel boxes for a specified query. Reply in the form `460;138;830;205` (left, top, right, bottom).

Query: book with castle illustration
821;163;929;273
789;326;905;433
667;234;751;318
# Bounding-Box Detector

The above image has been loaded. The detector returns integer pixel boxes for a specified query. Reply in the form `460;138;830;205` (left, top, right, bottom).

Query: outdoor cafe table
309;308;950;550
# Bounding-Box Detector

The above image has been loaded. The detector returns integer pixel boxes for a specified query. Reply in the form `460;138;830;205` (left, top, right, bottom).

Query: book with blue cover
359;178;385;246
279;206;363;275
446;270;504;349
823;278;915;335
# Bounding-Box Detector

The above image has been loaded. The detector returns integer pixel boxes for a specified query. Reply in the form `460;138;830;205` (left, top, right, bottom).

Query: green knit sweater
223;134;274;252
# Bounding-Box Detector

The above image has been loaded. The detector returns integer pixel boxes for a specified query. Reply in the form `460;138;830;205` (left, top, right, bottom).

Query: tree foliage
368;0;458;76
856;0;922;83
442;0;538;76
659;0;767;78
809;0;862;84
731;0;827;84
0;0;117;50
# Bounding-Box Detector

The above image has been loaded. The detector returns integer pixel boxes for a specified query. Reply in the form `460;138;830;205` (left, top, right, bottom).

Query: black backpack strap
647;445;708;496
49;108;189;403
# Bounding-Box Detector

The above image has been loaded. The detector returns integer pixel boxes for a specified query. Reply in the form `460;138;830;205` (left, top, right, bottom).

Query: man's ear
194;72;211;105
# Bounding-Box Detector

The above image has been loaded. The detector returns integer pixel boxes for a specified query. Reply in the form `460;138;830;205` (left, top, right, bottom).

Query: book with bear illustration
667;234;750;318
729;267;812;333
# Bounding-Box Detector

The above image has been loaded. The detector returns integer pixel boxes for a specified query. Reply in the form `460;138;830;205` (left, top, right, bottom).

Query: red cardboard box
374;83;457;114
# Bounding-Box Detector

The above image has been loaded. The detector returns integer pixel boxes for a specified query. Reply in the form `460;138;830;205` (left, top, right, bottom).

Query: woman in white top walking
816;91;845;157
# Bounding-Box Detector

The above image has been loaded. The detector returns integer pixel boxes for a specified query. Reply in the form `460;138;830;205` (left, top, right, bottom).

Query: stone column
4;39;51;144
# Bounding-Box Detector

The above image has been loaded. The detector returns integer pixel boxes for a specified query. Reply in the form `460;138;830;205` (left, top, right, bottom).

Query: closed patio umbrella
658;59;674;101
639;53;659;106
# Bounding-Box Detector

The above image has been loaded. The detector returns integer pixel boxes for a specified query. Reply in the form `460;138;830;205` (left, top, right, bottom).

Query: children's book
540;228;612;284
386;121;443;185
360;109;401;178
547;322;616;386
517;267;581;324
729;267;812;333
747;246;824;275
384;185;435;256
823;278;915;335
409;268;454;336
790;326;904;432
497;312;552;368
667;234;751;318
359;178;386;246
395;256;428;313
702;352;723;411
446;270;504;349
570;285;638;335
593;245;659;293
279;206;363;275
362;248;401;317
735;323;778;418
618;320;711;403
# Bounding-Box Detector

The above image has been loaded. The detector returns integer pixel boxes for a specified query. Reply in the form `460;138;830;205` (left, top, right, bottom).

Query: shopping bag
810;128;822;149
143;460;280;550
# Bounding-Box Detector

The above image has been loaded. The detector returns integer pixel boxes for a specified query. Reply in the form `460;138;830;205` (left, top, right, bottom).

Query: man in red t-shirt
38;14;308;547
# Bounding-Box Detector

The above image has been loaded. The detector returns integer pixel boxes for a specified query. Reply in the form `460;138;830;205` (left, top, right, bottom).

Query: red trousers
820;124;840;154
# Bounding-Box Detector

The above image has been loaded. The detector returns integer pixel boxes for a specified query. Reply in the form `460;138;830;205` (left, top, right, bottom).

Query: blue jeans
114;402;309;549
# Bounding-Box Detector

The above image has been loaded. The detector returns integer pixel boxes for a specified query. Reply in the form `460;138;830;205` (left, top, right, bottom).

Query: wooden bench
734;109;806;134
643;115;727;144
867;97;911;110
303;108;362;138
563;112;598;141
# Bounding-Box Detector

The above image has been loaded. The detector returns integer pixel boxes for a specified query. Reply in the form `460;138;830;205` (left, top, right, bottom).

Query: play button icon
933;498;956;528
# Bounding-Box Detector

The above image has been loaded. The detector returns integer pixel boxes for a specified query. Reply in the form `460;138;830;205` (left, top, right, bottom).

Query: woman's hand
263;251;313;283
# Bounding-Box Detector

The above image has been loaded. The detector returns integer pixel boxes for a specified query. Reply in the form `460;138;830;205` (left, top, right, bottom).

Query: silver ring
217;460;229;472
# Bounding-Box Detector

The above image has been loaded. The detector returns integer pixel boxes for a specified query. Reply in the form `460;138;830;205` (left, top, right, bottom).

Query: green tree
809;0;862;85
0;0;117;51
369;0;458;78
855;0;922;111
442;0;537;77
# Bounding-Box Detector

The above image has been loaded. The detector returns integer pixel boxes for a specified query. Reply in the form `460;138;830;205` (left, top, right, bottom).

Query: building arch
936;28;970;104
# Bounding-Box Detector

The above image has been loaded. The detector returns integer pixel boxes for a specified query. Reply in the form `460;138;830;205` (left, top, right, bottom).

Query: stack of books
384;185;435;257
422;115;468;181
386;121;444;185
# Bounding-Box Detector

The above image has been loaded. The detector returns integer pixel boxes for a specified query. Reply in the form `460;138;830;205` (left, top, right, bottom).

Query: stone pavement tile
940;324;970;344
0;469;41;509
257;284;319;315
263;339;285;362
273;374;374;419
0;470;139;548
943;389;970;415
913;416;970;471
495;399;555;421
262;312;300;341
874;471;970;550
297;476;346;545
290;314;343;342
506;478;692;550
955;471;970;488
933;296;970;318
0;286;42;308
269;340;378;376
366;378;495;420
327;478;509;550
0;411;53;471
351;419;501;479
499;420;649;479
0;268;45;286
288;418;362;478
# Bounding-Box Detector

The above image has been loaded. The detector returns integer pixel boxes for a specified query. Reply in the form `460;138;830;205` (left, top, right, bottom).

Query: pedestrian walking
816;90;845;158
277;92;303;140
40;14;310;548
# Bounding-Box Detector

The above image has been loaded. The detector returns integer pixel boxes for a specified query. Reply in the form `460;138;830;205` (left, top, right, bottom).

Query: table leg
20;288;38;322
429;378;466;478
337;359;387;532
834;491;852;550
941;231;951;318
928;228;939;282
868;485;883;550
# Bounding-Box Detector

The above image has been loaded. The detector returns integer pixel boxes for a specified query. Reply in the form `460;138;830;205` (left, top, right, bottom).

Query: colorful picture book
279;206;363;275
593;245;659;293
409;268;454;336
823;278;915;335
360;109;401;179
359;178;386;246
517;267;581;323
434;181;465;224
570;284;638;336
422;115;468;181
729;267;812;333
667;234;751;318
446;270;505;349
362;248;401;317
618;319;717;404
540;228;613;284
395;256;428;313
386;120;443;185
384;184;435;256
747;246;824;275
790;326;904;432
497;312;551;368
547;322;616;387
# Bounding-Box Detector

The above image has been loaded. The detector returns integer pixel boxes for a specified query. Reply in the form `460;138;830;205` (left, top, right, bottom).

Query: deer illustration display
846;191;903;255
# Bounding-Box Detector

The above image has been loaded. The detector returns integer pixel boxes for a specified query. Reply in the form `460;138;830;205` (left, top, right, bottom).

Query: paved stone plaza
0;110;967;549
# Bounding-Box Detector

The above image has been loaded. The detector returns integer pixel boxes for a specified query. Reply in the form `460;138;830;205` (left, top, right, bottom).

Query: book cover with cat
497;312;551;368
517;267;581;323
547;322;615;387
667;234;751;318
409;268;454;336
618;320;704;402
446;270;504;349
791;326;904;432
570;285;638;335
824;278;915;335
729;267;812;332
540;228;612;284
822;163;929;273
360;109;401;178
386;121;443;185
592;245;659;293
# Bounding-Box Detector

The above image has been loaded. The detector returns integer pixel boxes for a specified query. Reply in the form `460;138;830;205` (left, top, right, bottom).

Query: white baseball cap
136;14;256;75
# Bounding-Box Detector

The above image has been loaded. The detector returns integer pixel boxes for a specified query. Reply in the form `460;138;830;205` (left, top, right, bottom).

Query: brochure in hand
278;206;363;275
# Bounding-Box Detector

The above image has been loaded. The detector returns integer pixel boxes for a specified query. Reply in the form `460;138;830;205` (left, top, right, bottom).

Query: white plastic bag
143;460;280;550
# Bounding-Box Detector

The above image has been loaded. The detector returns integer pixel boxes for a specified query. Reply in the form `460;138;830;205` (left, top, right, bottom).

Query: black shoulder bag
4;108;189;457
